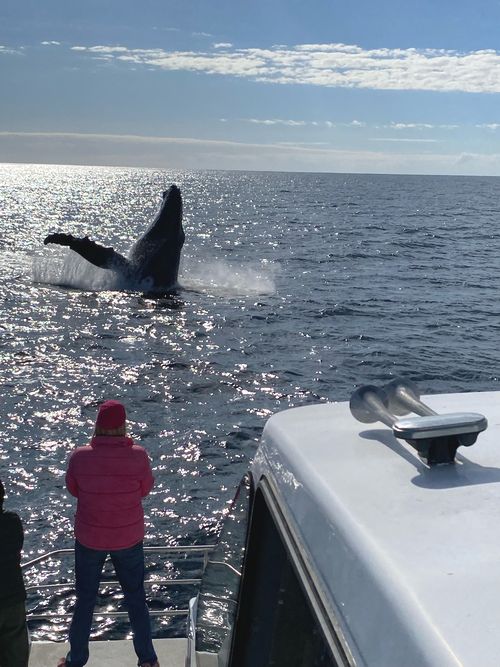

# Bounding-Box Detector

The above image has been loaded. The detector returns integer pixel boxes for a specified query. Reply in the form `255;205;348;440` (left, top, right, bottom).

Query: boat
29;379;498;666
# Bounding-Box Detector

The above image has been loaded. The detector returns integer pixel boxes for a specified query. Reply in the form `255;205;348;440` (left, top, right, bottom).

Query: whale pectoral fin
44;233;74;247
70;236;126;270
44;233;129;272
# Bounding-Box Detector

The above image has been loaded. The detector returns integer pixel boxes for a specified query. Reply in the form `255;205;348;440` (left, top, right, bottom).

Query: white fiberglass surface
253;391;500;667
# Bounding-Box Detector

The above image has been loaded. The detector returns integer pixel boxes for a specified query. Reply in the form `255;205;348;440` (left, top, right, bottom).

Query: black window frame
229;475;355;667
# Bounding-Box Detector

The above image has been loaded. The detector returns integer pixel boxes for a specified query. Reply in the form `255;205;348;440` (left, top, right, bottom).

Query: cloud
72;45;128;53
476;123;500;130
152;26;180;33
389;122;435;129
276;141;331;146
386;122;459;130
69;42;500;93
0;130;245;146
2;130;500;175
370;137;440;143
226;117;467;132
0;45;23;56
237;118;454;130
232;117;485;134
245;118;310;126
240;118;338;127
41;41;61;46
214;43;233;49
456;152;475;165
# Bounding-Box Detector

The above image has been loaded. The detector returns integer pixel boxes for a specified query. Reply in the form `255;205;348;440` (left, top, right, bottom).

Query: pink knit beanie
96;400;126;429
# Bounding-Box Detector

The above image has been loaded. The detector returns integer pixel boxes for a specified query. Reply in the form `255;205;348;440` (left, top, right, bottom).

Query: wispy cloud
41;41;61;46
476;123;500;130
69;42;500;93
370;137;440;143
238;118;365;127
0;130;440;151
233;117;466;131
0;130;249;146
71;45;128;55
1;131;498;174
385;122;459;130
275;141;331;146
152;26;181;33
0;45;23;55
0;129;449;161
245;118;311;126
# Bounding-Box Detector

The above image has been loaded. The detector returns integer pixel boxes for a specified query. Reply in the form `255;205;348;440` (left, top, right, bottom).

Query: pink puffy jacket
65;435;154;551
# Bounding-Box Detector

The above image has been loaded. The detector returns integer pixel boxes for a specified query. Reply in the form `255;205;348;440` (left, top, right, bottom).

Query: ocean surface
2;163;500;640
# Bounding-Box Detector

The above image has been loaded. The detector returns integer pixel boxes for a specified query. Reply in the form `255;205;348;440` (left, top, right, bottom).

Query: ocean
2;163;500;639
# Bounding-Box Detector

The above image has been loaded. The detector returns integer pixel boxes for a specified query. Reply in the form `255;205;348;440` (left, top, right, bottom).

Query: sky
3;0;500;175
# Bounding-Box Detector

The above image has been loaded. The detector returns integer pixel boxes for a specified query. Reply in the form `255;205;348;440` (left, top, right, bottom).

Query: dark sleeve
12;513;23;552
0;512;24;559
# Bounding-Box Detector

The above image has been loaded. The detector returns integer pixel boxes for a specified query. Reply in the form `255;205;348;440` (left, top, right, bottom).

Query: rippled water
2;163;500;639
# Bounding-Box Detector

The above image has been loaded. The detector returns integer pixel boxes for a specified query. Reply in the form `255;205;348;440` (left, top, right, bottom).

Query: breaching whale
44;184;185;292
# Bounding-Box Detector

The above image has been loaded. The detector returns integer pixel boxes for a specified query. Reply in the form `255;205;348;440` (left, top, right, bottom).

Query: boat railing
22;545;216;622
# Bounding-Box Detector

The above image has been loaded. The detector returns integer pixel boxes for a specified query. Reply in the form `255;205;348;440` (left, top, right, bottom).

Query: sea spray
32;247;120;291
179;256;278;296
33;248;278;296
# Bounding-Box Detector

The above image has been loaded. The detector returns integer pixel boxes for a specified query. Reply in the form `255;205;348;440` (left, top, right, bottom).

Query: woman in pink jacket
58;400;159;667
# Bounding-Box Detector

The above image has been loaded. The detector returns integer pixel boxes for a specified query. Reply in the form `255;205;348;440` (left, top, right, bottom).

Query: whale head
129;184;185;290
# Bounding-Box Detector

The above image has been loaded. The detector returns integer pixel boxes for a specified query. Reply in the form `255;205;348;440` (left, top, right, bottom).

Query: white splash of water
32;248;121;291
1;250;31;280
179;256;278;296
32;248;278;296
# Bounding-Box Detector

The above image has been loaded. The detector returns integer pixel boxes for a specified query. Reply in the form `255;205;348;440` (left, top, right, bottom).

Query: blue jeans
66;540;157;667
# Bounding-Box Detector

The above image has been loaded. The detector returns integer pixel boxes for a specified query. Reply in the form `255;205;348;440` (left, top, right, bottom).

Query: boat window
194;473;252;659
229;485;341;667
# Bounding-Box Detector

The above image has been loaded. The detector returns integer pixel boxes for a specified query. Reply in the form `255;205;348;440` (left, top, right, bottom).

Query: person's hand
44;233;73;246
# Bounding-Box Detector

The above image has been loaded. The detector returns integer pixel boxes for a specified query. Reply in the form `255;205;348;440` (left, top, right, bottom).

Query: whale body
44;184;185;292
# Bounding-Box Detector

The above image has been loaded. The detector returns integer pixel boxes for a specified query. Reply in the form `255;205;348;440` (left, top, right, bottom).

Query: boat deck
23;545;213;667
30;638;187;666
